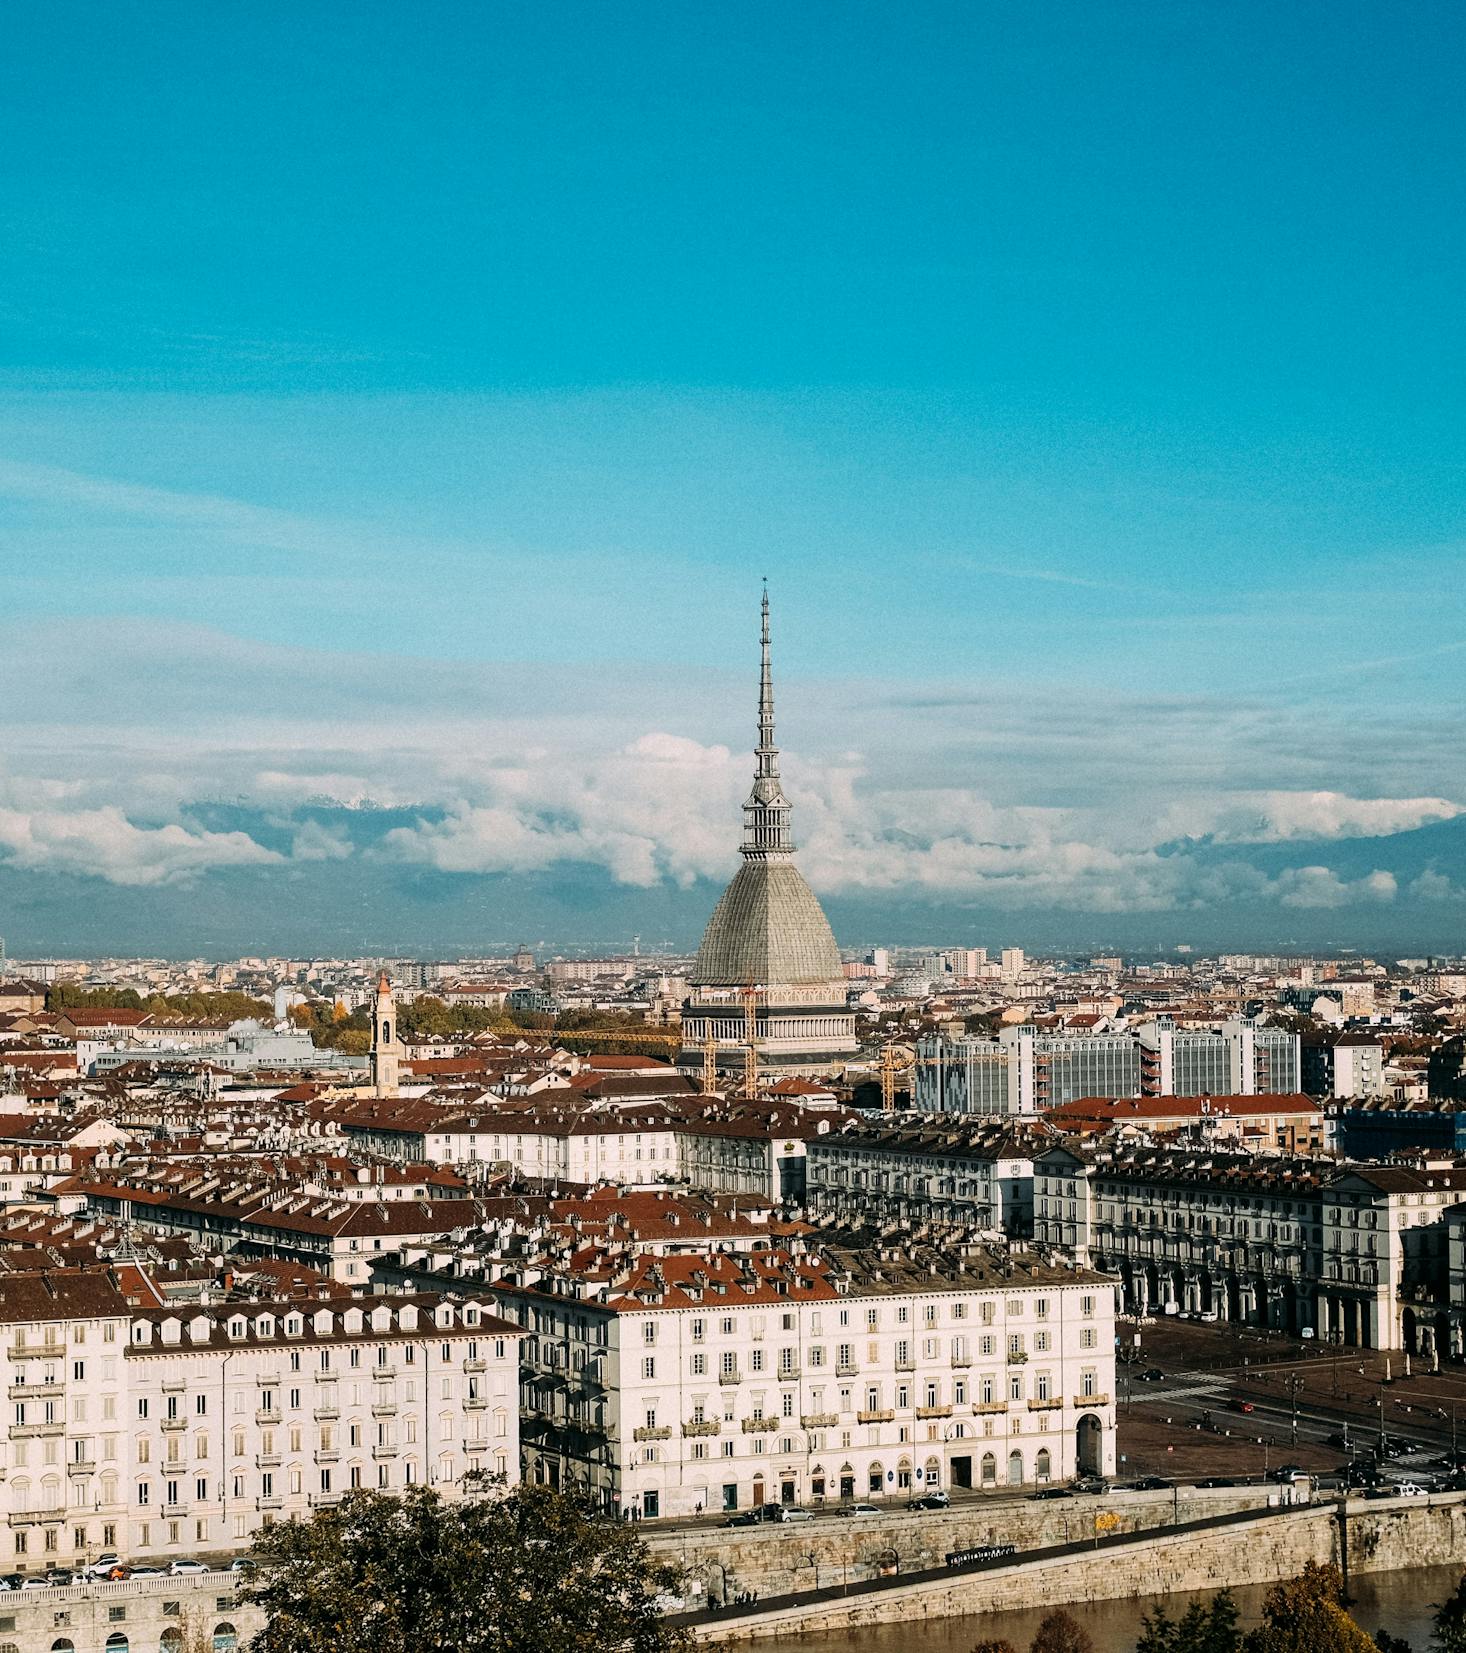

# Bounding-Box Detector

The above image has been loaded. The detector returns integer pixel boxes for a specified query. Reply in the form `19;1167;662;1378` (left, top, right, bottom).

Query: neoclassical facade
1034;1144;1466;1354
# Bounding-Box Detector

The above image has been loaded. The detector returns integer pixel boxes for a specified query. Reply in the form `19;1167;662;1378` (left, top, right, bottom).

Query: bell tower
370;971;401;1098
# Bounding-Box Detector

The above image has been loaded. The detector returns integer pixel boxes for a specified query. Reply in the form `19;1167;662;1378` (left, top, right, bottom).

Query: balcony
9;1506;66;1525
1073;1394;1110;1408
65;1457;96;1477
972;1401;1008;1415
313;1448;339;1464
371;1401;398;1417
463;1396;487;1411
256;1453;281;1469
857;1409;895;1424
255;1408;282;1426
835;1362;858;1377
895;1357;915;1372
916;1405;953;1419
949;1355;972;1368
632;1425;672;1442
463;1439;489;1454
371;1444;397;1460
682;1420;720;1438
256;1495;283;1511
162;1501;189;1518
8;1343;62;1362
741;1417;778;1434
1005;1351;1028;1365
313;1404;339;1421
717;1370;742;1386
800;1412;838;1429
161;1416;186;1432
8;1381;62;1400
307;1492;340;1509
776;1366;801;1381
1027;1398;1063;1412
10;1421;63;1439
463;1358;486;1373
162;1378;188;1394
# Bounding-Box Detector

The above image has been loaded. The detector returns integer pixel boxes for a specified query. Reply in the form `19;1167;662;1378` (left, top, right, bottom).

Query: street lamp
1285;1375;1304;1444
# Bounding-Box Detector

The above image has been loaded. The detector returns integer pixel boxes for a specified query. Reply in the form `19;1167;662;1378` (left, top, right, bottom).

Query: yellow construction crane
701;1034;718;1095
880;1042;916;1109
741;983;762;1100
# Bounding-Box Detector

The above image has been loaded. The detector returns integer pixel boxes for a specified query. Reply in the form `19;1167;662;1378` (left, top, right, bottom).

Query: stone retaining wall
692;1495;1466;1643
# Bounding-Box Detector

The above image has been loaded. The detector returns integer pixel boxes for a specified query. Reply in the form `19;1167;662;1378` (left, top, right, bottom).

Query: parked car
836;1503;882;1517
86;1553;123;1580
1029;1486;1075;1501
723;1510;760;1528
169;1559;209;1576
1130;1476;1172;1492
229;1558;256;1575
1364;1485;1399;1500
1396;1483;1429;1498
1267;1465;1305;1483
908;1491;951;1510
1073;1477;1111;1495
773;1507;813;1523
1196;1476;1236;1488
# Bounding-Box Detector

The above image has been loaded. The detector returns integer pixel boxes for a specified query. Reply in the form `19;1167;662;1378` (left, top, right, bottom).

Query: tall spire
742;582;795;857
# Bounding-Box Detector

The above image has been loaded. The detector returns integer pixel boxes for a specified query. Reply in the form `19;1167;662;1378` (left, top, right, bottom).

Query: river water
761;1564;1464;1653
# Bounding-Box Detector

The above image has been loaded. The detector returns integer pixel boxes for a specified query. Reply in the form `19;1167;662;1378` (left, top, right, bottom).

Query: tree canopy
1434;1573;1466;1653
1242;1563;1376;1653
47;983;272;1021
243;1482;688;1653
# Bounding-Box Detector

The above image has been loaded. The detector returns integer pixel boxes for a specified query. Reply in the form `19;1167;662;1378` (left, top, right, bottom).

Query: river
761;1564;1464;1652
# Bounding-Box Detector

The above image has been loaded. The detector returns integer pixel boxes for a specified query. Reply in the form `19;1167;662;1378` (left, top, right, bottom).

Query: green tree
1433;1573;1466;1653
1031;1610;1095;1653
243;1482;688;1653
1137;1596;1240;1653
971;1640;1019;1653
1243;1563;1376;1653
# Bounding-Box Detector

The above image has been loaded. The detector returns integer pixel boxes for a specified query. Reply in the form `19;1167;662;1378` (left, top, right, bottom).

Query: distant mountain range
1;800;1461;959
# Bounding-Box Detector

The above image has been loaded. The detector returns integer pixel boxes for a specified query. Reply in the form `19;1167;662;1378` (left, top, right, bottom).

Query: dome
691;858;844;988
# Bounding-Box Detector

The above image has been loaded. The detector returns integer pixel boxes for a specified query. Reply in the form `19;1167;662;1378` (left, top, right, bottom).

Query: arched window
213;1628;237;1653
106;1637;130;1652
51;1642;76;1653
1007;1449;1024;1486
161;1630;184;1653
867;1460;884;1494
0;1641;22;1653
980;1452;996;1486
1035;1448;1052;1482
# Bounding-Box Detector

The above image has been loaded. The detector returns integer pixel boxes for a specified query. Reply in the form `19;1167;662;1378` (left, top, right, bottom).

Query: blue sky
3;2;1465;953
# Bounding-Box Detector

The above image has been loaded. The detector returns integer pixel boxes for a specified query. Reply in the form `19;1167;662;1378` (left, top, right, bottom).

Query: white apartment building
0;1274;520;1576
804;1119;1045;1235
454;1243;1116;1520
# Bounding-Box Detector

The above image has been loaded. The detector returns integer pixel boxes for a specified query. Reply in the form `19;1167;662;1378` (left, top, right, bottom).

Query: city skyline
4;3;1466;951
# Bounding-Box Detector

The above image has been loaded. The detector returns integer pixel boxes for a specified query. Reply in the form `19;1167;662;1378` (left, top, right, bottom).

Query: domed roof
691;858;844;987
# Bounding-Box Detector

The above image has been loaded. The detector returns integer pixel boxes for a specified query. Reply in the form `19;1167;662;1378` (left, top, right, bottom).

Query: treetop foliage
243;1482;688;1653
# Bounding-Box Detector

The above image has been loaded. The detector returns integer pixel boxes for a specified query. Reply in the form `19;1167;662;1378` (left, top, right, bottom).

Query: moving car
907;1491;951;1510
1136;1368;1166;1383
836;1503;882;1517
1230;1399;1255;1414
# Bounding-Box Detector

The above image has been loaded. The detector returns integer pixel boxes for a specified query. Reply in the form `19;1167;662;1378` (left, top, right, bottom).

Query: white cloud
1276;867;1398;910
1192;791;1462;844
0;806;282;887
